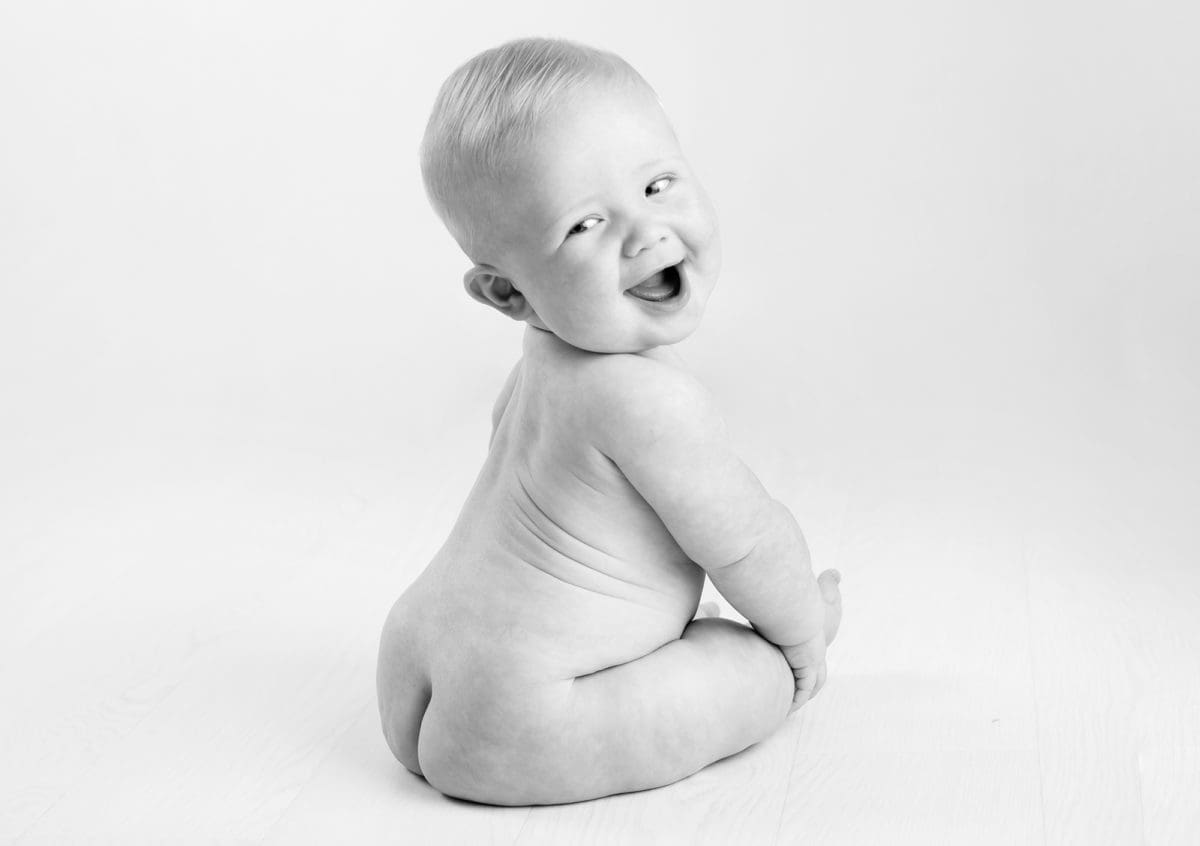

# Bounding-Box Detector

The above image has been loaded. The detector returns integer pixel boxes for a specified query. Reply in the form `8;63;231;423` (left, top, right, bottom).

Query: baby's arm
591;357;831;708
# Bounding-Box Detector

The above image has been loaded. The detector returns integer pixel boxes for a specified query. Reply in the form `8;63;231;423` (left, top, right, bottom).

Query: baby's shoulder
576;350;705;404
572;352;726;451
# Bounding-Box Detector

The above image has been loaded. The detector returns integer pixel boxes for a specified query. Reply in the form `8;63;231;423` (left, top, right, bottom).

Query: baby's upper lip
626;258;685;290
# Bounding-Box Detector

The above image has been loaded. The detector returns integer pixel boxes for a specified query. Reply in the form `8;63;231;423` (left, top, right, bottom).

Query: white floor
3;378;1197;845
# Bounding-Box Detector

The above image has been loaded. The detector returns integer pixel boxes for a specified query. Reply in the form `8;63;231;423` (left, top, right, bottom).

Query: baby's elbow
714;499;807;574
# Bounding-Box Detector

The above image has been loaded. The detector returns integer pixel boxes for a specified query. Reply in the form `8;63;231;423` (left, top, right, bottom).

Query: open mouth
625;262;683;303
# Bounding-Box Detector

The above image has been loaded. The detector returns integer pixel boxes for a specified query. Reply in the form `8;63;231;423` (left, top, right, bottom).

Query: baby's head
421;38;721;354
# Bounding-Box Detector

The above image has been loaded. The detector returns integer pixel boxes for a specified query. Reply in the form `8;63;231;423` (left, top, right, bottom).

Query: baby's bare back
376;329;814;804
377;333;714;787
421;328;705;670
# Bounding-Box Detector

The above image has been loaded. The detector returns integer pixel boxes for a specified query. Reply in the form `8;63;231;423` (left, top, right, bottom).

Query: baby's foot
818;569;843;645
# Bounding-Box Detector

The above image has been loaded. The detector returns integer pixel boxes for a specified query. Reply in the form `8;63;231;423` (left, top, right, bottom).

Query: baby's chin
555;321;705;356
530;284;711;354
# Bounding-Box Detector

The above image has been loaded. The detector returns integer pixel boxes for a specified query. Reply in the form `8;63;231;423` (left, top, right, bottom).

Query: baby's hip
413;617;793;804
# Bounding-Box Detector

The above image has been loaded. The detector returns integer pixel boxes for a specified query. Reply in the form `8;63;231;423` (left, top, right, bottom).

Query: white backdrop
4;0;1197;469
3;2;1199;841
3;1;1197;481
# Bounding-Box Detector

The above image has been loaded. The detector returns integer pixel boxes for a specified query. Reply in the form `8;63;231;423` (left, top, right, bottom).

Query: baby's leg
419;617;792;805
570;616;793;798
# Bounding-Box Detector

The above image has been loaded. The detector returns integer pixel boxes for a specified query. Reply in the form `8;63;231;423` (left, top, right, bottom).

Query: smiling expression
480;78;722;354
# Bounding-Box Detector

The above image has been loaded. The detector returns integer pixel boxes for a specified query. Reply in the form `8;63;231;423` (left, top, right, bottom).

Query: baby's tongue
628;270;673;300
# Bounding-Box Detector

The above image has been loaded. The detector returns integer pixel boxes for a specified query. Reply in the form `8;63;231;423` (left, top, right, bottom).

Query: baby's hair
421;37;649;256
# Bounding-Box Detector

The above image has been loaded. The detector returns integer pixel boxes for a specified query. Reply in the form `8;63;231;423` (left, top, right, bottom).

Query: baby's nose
622;216;669;258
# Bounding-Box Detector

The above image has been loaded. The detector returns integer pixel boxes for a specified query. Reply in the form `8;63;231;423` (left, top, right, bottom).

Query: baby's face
483;79;721;353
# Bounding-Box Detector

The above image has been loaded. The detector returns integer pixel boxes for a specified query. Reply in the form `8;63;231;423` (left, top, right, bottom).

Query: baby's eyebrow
635;154;683;173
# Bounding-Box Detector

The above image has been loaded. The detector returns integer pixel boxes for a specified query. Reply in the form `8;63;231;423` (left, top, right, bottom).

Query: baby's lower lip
626;264;683;300
625;263;689;311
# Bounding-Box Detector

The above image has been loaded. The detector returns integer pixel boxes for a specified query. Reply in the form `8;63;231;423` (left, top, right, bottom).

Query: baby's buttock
376;551;703;775
379;494;705;787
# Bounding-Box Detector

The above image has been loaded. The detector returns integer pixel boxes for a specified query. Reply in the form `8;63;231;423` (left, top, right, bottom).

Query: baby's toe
817;570;842;644
818;569;841;605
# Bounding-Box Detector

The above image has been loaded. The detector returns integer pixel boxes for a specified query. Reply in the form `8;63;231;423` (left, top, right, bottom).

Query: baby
377;37;842;806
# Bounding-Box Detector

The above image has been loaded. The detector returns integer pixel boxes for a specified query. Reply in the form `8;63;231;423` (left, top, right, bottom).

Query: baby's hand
780;569;842;713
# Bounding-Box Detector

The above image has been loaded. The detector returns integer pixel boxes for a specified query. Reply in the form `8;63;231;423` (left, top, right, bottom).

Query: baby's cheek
699;194;720;242
678;193;718;244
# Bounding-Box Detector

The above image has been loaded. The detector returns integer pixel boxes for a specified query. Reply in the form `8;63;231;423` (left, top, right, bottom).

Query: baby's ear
463;265;535;322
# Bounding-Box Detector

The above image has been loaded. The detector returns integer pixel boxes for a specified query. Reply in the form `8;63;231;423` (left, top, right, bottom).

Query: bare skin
379;74;842;805
377;329;842;806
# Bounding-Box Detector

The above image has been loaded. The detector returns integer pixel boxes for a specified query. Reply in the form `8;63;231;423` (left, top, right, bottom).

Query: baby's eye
567;216;602;237
645;176;675;197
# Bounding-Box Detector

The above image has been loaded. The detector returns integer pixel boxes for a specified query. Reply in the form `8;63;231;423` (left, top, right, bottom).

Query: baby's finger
788;665;817;713
788;659;829;713
811;659;828;700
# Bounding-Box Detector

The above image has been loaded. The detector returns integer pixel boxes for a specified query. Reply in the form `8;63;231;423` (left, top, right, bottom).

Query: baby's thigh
571;617;793;793
419;619;792;805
